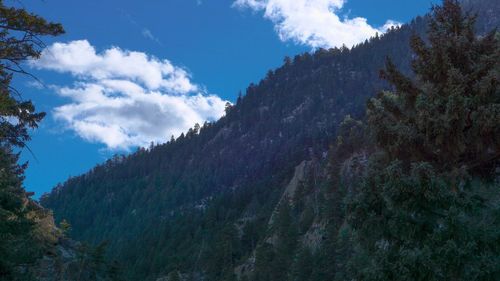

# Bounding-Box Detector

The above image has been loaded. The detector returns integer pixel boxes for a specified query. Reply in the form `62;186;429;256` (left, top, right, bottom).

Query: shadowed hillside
41;1;499;280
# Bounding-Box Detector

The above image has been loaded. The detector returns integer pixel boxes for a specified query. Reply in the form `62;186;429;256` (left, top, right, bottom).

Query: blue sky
16;0;437;198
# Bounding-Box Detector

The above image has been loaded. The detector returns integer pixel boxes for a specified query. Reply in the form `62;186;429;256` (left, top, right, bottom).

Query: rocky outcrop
27;237;117;281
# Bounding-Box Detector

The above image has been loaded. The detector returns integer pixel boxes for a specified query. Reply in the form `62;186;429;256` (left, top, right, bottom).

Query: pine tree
367;0;499;175
272;202;298;280
290;247;313;281
0;1;63;279
0;2;64;148
252;243;275;281
60;219;72;235
0;147;38;279
348;1;500;280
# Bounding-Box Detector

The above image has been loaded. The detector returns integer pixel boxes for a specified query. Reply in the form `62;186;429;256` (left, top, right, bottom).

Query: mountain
40;1;499;280
41;25;418;280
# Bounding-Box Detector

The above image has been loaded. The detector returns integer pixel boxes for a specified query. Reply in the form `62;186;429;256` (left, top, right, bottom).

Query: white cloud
31;40;228;150
141;28;162;45
233;0;400;49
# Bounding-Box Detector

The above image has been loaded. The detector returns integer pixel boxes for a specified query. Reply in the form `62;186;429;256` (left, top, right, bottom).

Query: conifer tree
348;1;500;280
368;0;499;175
0;1;64;148
290;247;313;281
272;202;298;280
0;1;63;279
252;243;275;281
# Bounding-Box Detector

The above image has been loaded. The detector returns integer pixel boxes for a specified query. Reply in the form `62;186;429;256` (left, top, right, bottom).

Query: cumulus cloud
31;40;228;150
233;0;400;49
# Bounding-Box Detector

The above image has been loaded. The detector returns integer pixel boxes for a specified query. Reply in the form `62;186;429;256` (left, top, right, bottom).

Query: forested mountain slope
41;1;499;280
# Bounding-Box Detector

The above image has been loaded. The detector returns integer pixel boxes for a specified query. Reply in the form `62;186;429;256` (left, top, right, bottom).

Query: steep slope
42;28;418;279
41;1;499;280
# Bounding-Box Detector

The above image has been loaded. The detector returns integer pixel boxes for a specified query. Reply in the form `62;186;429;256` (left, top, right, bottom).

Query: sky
14;0;438;198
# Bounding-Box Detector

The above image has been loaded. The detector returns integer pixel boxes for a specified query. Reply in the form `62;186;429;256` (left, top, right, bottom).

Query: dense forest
38;0;500;280
42;10;426;281
0;0;495;280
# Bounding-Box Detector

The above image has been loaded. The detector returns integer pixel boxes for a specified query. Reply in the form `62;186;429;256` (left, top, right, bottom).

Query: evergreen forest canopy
0;0;497;280
41;0;499;280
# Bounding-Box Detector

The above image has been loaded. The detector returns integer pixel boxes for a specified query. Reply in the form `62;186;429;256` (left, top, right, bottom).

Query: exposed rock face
235;160;323;280
300;222;325;252
28;238;79;281
267;160;311;226
27;237;116;281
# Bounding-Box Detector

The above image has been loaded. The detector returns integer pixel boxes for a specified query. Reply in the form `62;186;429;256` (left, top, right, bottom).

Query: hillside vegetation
41;1;499;280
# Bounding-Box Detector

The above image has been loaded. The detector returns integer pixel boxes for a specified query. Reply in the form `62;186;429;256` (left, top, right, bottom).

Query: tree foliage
40;1;499;280
0;1;63;279
368;0;499;175
349;1;500;280
41;10;426;280
0;0;63;148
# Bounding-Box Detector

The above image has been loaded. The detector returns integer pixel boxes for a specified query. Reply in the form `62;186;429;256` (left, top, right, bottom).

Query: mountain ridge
40;1;499;280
